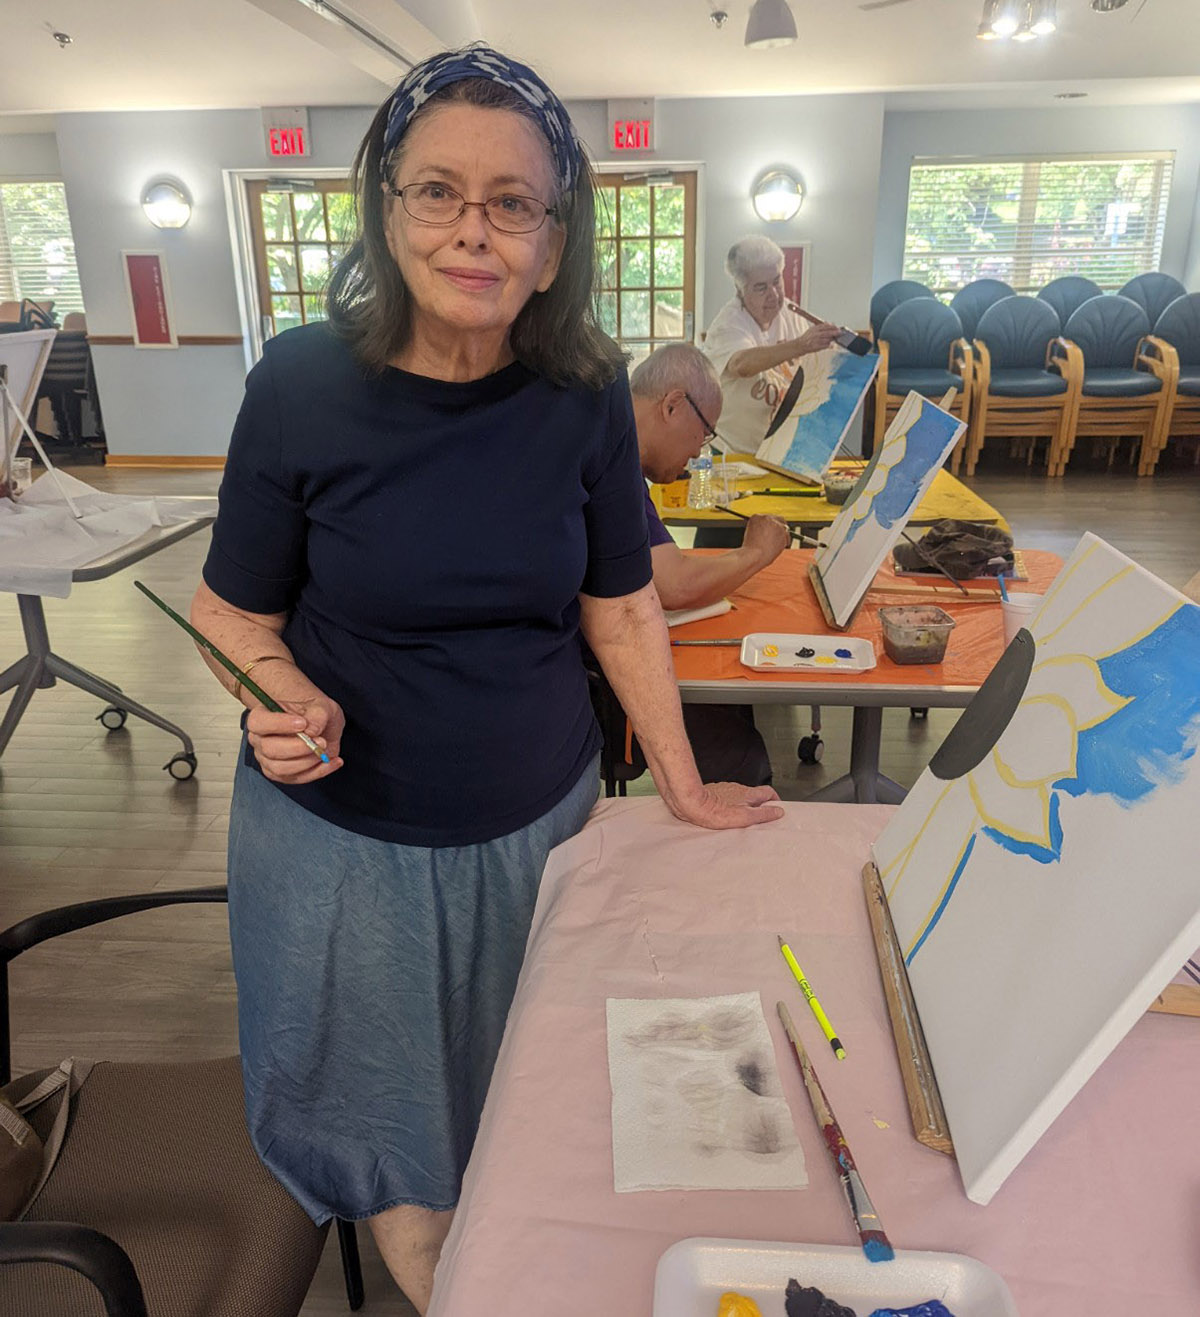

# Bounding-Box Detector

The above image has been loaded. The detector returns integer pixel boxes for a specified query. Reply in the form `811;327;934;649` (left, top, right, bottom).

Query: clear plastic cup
6;456;32;497
1000;592;1040;645
878;605;957;665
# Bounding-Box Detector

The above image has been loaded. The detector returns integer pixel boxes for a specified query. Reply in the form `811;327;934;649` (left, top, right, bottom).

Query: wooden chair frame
1139;337;1198;473
965;337;1082;478
1050;335;1178;478
872;337;973;473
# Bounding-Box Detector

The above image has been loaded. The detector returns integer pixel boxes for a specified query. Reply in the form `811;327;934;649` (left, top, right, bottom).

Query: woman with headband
190;46;782;1310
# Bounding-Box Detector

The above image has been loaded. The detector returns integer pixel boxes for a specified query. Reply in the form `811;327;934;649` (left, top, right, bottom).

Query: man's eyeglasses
387;182;558;234
684;392;721;445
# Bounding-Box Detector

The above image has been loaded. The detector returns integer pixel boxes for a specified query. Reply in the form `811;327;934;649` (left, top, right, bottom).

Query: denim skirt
226;751;599;1225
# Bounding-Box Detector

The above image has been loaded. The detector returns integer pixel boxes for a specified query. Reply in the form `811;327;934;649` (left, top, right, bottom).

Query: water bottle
687;442;715;510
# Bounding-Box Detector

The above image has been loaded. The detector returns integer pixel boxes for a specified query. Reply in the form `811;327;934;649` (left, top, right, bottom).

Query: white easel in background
0;328;82;517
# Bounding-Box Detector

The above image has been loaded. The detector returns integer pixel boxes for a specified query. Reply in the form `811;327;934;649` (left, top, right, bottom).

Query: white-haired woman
702;234;841;452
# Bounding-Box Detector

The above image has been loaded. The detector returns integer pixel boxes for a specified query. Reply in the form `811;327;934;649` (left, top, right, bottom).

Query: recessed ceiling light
1054;91;1088;99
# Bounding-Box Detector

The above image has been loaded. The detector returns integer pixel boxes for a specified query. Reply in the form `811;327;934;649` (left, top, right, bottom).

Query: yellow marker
777;933;846;1060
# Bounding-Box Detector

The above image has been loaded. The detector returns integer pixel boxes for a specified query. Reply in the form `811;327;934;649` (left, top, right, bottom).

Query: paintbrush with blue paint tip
778;1001;895;1264
134;580;330;764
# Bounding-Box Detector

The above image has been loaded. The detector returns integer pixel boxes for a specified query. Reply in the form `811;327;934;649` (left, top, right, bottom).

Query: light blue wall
0;132;61;178
53;107;373;456
873;103;1200;293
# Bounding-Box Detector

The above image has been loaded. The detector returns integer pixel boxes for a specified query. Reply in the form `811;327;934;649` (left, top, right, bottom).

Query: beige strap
15;1056;95;1218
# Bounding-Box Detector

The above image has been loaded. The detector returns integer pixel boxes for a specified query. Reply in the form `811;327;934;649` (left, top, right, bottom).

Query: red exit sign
268;126;307;157
606;99;654;154
612;119;651;151
262;108;311;159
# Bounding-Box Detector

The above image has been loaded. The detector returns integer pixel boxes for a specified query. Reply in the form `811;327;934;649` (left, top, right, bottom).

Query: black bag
892;519;1014;580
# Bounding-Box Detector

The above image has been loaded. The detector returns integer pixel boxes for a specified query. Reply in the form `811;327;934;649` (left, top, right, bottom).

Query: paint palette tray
740;632;876;673
653;1238;1018;1317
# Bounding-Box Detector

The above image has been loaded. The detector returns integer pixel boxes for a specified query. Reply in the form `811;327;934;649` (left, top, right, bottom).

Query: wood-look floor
3;458;1199;1314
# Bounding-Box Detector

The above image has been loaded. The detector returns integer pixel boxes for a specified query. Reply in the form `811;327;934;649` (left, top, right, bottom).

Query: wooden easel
863;859;1200;1160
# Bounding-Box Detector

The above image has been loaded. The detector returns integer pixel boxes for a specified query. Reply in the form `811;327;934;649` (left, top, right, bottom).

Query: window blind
902;153;1175;298
0;181;85;314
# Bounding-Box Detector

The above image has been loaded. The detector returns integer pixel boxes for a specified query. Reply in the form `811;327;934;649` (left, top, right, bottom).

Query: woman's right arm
190;580;344;785
725;322;843;378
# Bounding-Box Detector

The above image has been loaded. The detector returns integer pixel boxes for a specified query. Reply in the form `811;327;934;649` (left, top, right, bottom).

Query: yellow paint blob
762;644;778;657
814;655;836;665
717;1293;764;1317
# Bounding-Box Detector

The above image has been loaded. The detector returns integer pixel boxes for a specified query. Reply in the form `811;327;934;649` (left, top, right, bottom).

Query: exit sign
262;107;311;160
607;99;654;153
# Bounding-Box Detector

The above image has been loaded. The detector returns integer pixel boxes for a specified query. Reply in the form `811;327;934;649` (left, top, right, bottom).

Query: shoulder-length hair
327;78;623;390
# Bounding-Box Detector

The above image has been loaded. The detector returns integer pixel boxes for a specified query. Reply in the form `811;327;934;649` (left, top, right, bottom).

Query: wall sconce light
141;178;192;229
752;170;804;223
745;0;797;48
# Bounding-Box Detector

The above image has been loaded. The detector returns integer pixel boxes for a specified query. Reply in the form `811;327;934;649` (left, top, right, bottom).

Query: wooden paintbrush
719;503;819;547
777;1001;894;1264
788;302;873;357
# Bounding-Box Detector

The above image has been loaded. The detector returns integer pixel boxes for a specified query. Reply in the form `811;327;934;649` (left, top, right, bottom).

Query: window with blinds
902;153;1175;298
0;181;85;314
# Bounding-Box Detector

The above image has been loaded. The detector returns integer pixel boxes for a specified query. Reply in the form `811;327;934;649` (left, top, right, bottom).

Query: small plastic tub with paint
877;606;957;665
822;472;858;505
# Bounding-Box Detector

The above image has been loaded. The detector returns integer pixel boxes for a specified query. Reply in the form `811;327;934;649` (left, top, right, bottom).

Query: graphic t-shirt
702;297;807;452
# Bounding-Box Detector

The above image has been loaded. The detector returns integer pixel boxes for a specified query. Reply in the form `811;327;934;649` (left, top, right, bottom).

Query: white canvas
811;392;965;627
872;533;1200;1204
755;346;878;482
0;329;55;463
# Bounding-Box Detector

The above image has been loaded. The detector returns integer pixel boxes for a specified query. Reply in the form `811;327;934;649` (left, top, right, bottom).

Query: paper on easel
663;599;733;629
606;992;807;1192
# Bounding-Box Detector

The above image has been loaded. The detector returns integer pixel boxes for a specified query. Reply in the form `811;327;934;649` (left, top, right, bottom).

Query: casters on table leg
164;752;198;780
797;735;824;765
97;706;128;730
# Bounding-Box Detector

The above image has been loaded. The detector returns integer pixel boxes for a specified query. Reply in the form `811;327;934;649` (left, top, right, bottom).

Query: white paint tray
740;632;876;673
653;1238;1018;1317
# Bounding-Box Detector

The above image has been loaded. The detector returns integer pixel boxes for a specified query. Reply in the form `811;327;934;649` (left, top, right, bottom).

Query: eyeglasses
387;182;558;234
684;392;722;445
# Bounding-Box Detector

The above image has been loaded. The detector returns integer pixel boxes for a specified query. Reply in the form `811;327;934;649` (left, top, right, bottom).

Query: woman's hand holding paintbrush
135;580;345;786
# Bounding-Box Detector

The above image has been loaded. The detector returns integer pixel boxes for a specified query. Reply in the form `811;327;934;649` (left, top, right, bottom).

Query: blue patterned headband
380;46;584;196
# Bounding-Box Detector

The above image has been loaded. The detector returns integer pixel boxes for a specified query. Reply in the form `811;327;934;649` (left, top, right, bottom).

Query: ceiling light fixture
1054;91;1088;99
977;0;1057;40
976;0;1002;38
1090;0;1131;10
751;170;804;222
988;0;1022;37
295;0;345;25
745;0;798;48
141;178;192;229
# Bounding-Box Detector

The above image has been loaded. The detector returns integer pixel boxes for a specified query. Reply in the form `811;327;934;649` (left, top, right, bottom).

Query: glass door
594;172;697;367
246;178;354;339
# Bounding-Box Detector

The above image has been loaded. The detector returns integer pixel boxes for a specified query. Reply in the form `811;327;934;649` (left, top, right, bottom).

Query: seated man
628;343;791;786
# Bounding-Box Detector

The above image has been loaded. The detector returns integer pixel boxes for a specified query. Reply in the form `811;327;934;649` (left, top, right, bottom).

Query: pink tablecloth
429;800;1200;1316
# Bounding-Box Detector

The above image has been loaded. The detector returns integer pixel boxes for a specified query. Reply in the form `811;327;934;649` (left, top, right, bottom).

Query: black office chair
0;888;365;1316
585;664;647;797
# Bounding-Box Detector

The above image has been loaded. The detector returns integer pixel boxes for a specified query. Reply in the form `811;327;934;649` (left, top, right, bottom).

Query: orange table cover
671;549;1063;691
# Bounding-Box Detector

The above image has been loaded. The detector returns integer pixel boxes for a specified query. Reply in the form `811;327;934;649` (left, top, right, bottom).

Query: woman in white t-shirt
702;235;842;453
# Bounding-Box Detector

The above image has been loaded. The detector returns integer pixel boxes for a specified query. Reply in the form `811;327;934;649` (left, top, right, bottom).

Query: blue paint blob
868;1303;957;1317
835;648;853;659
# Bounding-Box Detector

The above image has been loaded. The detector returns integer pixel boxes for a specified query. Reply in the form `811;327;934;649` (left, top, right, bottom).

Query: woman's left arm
580;583;783;830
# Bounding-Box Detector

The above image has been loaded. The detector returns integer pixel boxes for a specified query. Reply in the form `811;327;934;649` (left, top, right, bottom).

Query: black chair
36;330;93;446
949;278;1014;341
868;279;935;341
0;888;365;1316
1118;272;1187;331
1037;276;1103;330
586;664;647;797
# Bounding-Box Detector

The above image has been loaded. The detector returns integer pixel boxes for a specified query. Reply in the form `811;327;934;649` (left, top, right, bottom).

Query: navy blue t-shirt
203;324;651;846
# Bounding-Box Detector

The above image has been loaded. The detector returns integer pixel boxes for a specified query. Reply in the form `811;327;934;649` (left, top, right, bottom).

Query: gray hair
725;234;784;291
629;343;721;406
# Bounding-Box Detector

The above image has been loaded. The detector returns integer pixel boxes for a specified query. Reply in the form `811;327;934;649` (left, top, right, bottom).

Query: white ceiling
2;0;1199;116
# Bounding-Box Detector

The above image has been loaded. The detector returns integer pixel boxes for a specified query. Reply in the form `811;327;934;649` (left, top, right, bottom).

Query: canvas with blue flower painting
872;532;1200;1205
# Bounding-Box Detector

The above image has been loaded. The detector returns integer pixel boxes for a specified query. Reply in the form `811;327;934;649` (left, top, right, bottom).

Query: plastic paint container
822;473;857;505
878;605;957;665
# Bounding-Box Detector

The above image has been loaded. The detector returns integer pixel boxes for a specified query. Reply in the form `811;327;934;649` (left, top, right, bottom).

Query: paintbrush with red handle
778;1001;895;1264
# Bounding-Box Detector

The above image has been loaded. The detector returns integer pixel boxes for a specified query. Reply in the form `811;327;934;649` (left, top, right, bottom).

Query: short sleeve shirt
203;324;652;847
702;297;806;452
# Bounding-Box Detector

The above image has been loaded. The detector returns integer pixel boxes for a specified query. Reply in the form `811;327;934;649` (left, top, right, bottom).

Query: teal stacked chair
1140;291;1200;471
949;279;1014;341
1119;272;1186;331
872;298;972;469
868;279;935;340
1053;294;1177;476
1037;276;1103;329
966;296;1080;475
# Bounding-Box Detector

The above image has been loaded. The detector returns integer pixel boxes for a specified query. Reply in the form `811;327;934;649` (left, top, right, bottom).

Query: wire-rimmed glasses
386;182;558;234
